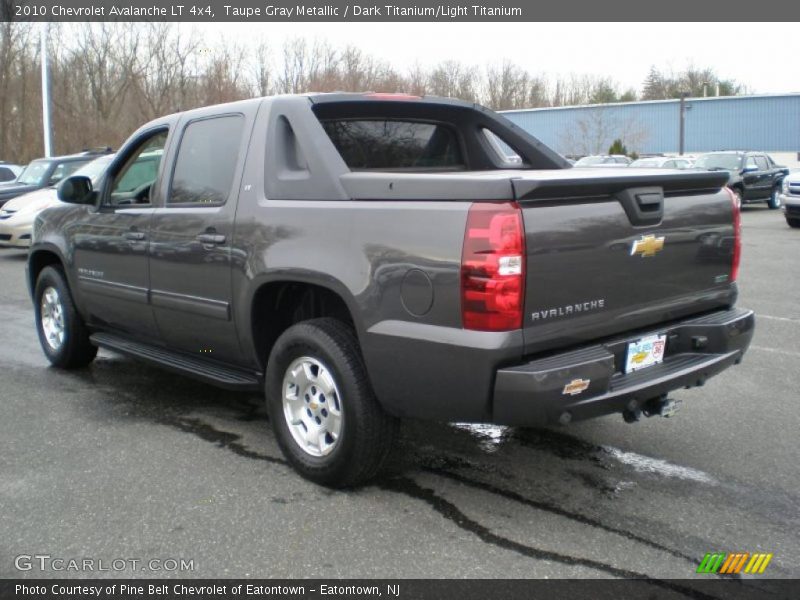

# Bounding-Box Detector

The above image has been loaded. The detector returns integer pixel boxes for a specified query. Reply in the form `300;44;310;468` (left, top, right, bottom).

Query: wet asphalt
0;206;798;587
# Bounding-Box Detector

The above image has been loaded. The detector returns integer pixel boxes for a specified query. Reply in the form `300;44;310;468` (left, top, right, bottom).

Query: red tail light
461;202;526;331
724;187;742;282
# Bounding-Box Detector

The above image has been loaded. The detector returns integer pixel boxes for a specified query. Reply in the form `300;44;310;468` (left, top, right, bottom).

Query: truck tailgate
512;168;736;355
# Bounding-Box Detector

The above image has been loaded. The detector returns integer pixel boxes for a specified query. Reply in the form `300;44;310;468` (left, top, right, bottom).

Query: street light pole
678;92;688;156
40;22;53;157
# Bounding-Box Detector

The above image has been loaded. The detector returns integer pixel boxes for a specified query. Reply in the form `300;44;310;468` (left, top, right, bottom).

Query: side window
755;156;769;171
168;115;244;205
108;131;168;207
663;161;675;168
481;128;522;166
0;167;13;182
745;156;758;170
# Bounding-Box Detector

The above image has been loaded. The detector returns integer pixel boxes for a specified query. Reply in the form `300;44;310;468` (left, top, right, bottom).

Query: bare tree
559;107;649;156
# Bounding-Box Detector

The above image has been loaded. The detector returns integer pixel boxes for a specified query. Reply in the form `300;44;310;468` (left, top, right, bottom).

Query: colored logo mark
630;234;665;257
697;552;773;574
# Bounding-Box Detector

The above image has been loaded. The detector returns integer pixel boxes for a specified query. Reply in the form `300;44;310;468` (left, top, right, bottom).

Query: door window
168;115;245;206
107;130;168;207
745;156;758;170
755;156;769;171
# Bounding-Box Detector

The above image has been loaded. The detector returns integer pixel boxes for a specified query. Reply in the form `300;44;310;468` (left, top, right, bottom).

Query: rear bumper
493;307;754;426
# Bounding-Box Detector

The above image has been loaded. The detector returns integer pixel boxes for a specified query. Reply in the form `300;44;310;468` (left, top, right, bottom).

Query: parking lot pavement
0;206;798;585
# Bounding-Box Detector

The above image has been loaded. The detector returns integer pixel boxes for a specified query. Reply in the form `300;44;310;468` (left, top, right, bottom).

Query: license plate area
624;333;666;374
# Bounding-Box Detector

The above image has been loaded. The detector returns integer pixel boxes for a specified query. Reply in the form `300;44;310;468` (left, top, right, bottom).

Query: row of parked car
1;145;798;251
572;151;798;220
0;150;114;248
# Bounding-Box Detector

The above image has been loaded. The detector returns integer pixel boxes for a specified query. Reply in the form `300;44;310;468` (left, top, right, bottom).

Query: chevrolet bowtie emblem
631;234;665;257
562;378;590;396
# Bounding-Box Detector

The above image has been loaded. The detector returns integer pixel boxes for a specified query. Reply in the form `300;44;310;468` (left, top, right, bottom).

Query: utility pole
678;92;688;156
40;23;53;157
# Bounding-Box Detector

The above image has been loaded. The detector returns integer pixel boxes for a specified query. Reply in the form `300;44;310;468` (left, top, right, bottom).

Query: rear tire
787;217;800;229
767;186;782;210
34;266;97;369
265;318;398;488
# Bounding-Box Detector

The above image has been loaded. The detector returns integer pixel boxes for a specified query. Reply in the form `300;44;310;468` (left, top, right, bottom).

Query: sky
194;22;793;95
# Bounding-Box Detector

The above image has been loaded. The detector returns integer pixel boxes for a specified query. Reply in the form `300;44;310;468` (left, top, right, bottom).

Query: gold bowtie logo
562;378;590;396
631;234;665;257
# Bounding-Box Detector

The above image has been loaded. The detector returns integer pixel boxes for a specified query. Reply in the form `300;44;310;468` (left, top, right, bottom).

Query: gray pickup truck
28;93;754;487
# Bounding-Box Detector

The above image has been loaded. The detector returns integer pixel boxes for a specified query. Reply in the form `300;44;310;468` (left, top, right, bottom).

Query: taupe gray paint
28;94;753;426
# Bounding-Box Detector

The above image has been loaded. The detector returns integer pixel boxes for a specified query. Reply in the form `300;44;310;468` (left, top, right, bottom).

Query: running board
90;333;262;391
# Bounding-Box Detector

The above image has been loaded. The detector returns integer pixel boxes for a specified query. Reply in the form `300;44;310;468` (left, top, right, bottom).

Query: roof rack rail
80;146;114;155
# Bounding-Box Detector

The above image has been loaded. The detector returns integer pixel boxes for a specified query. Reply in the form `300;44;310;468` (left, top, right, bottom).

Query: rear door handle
124;231;146;241
196;233;226;245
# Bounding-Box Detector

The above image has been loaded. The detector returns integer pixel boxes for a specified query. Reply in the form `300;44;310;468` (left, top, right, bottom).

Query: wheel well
28;250;63;292
251;282;355;370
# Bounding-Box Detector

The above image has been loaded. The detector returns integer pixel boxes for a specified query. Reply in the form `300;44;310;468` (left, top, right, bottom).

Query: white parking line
758;314;800;324
750;345;800;358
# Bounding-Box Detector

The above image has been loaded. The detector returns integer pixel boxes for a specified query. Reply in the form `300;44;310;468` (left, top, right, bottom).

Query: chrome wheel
282;356;343;457
40;286;66;351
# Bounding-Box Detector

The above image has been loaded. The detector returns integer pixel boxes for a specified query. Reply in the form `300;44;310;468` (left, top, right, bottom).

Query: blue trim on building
501;94;800;155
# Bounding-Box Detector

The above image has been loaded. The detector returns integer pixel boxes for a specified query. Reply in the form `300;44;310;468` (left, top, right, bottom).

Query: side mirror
57;175;95;205
742;165;759;174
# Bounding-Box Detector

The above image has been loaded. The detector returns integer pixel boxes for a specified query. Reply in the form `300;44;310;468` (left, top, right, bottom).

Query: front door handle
124;231;146;241
196;233;226;245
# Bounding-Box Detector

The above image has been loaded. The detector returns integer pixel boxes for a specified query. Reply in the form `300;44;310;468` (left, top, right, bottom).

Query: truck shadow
53;352;797;581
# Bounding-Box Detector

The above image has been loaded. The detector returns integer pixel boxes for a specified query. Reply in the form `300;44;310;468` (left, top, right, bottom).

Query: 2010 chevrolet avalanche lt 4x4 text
28;93;754;486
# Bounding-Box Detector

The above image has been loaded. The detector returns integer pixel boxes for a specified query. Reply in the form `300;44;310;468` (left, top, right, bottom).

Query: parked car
0;162;22;183
29;93;753;487
0;150;111;208
779;172;800;228
630;157;693;169
574;155;632;167
0;154;114;249
694;151;789;209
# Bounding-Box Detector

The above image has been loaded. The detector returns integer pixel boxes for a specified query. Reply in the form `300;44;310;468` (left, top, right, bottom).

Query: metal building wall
502;94;800;156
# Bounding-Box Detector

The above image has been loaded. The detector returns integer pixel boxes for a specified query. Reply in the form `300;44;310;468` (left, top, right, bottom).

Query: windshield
694;154;742;171
16;160;51;186
630;159;660;168
574;156;608;166
73;155;114;184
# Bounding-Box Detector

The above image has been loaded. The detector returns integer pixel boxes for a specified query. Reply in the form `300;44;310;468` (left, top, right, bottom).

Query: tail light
724;187;742;282
461;202;526;331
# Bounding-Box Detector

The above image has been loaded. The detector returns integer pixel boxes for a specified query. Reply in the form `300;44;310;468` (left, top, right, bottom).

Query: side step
90;332;262;391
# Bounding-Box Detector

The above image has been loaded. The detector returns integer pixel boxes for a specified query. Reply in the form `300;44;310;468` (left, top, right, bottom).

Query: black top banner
2;0;799;22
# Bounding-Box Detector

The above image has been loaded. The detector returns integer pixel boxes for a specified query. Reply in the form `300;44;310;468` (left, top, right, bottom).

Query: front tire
787;217;800;228
34;266;97;368
767;186;782;210
265;318;398;488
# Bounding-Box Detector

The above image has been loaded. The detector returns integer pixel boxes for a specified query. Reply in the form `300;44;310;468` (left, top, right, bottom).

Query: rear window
320;119;463;170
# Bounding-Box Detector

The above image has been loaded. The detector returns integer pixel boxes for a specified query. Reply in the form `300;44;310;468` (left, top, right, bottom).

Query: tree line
0;22;746;164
